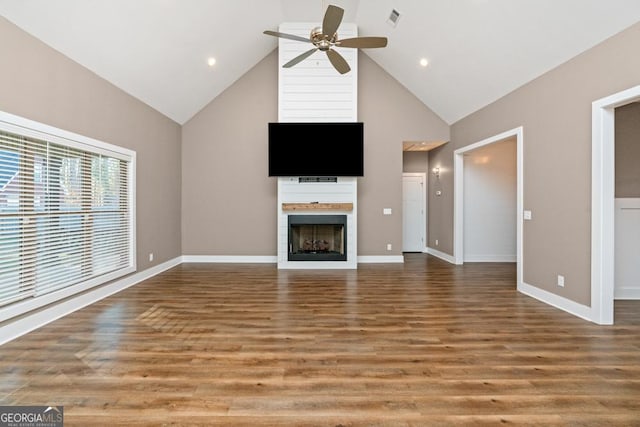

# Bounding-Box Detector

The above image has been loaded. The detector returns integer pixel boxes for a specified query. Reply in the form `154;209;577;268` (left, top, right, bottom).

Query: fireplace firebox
288;215;347;261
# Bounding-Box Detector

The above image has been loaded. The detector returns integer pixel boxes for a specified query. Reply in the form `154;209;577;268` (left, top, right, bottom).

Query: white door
402;173;426;252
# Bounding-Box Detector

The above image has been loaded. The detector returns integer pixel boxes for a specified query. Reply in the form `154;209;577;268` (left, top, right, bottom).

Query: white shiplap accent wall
276;22;359;269
278;22;357;123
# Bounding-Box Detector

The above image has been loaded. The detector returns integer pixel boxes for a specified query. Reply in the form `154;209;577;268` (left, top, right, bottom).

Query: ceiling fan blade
283;48;318;68
337;36;388;49
322;5;344;38
263;30;311;44
326;49;350;74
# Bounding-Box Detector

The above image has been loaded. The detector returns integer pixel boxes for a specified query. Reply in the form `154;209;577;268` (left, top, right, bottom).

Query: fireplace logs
302;239;330;252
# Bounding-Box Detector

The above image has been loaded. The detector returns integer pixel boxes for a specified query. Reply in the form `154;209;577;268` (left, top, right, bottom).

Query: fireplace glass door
288;215;347;261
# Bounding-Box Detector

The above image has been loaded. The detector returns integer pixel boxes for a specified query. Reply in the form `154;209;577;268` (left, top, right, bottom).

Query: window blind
0;113;135;316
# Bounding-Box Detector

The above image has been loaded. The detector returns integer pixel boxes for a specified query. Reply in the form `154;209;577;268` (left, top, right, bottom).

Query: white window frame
0;110;136;323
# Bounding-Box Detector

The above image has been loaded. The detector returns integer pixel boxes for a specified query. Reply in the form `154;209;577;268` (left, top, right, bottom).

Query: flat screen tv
268;122;364;177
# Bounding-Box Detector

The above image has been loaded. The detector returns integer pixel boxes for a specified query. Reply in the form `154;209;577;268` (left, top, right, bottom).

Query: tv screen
268;122;364;177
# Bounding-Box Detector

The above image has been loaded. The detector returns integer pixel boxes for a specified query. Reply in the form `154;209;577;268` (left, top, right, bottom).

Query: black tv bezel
268;122;364;177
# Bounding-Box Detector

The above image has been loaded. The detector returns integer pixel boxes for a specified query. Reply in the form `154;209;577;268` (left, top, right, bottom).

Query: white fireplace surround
277;177;357;269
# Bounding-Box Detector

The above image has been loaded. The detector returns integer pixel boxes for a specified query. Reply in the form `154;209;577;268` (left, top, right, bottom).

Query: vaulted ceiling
1;0;639;125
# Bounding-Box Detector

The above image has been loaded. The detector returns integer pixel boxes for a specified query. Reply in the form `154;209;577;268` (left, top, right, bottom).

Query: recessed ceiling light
207;57;217;67
420;58;429;67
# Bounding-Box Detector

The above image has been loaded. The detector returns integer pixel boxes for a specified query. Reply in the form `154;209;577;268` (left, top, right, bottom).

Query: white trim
357;255;404;263
453;149;464;265
591;84;640;325
0;256;181;346
518;281;593;322
615;288;640;300
463;255;517;263
129;150;137;274
454;127;524;287
425;247;456;264
182;255;278;263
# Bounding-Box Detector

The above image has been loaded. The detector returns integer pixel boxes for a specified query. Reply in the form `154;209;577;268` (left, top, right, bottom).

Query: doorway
592;84;640;325
462;138;517;263
453;127;524;287
402;173;426;252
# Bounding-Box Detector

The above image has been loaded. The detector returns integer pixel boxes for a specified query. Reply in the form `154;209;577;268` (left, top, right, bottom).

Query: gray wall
181;51;278;256
428;144;453;254
182;50;449;257
357;52;449;255
0;17;182;270
615;102;640;198
403;151;429;173
430;22;640;306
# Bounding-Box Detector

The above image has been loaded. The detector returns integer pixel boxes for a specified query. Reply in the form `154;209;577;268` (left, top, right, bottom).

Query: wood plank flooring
1;254;639;426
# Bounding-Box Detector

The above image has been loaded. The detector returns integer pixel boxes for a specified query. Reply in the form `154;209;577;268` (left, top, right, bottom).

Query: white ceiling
1;0;640;125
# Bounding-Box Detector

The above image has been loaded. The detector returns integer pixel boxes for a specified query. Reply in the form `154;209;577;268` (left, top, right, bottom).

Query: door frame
453;127;524;288
591;84;640;325
402;172;427;252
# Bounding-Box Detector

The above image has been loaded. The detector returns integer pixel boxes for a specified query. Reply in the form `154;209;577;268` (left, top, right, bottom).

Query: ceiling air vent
387;9;401;27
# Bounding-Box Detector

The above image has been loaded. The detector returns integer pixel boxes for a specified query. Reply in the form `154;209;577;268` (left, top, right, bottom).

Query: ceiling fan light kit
263;4;388;74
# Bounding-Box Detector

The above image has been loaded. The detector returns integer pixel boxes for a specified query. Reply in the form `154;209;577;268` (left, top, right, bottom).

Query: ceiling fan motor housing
311;27;336;51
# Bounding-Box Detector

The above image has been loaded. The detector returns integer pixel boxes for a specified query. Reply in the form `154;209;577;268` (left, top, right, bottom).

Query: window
0;111;135;321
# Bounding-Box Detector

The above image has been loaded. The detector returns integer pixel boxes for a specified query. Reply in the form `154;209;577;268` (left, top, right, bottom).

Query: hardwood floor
1;254;639;426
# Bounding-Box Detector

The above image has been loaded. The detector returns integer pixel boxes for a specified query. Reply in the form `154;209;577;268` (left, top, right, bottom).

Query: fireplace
288;215;347;261
277;177;357;269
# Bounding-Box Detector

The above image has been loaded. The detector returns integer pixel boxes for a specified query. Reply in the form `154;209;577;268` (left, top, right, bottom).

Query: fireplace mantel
282;202;353;212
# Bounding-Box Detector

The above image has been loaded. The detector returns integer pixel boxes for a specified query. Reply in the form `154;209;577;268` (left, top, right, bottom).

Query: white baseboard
0;256;182;346
463;254;517;262
518;281;593;322
357;255;404;263
182;255;277;263
615;287;640;300
425;247;456;264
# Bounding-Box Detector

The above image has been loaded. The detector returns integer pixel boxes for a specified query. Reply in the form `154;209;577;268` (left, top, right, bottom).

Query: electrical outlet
386;243;392;251
435;239;439;246
557;275;565;287
149;253;154;262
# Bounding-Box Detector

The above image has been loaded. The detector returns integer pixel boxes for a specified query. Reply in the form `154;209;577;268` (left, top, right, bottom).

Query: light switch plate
524;210;532;220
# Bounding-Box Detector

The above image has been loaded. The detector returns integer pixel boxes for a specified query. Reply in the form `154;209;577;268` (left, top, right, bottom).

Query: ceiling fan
263;4;388;74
